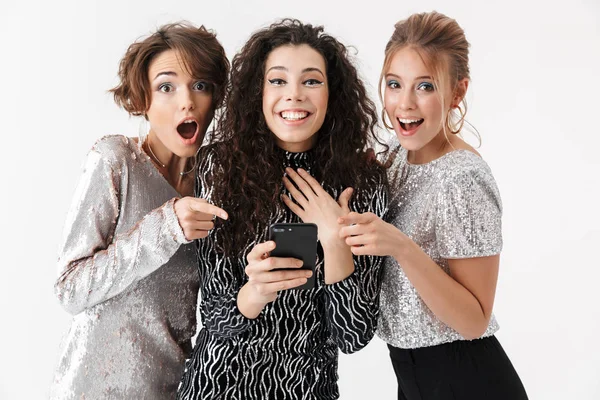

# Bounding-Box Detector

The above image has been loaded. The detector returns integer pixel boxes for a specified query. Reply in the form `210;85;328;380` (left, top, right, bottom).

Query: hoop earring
446;104;466;135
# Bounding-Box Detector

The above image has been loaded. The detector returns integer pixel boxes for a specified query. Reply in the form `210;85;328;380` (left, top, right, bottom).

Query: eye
268;78;286;86
158;83;173;93
417;82;435;92
193;81;211;92
387;80;400;89
304;78;324;87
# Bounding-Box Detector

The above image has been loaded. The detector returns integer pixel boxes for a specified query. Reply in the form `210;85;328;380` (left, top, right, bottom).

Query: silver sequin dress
50;135;199;399
378;141;502;349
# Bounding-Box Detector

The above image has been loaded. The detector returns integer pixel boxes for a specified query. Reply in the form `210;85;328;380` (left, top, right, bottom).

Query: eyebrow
266;66;325;78
386;73;433;80
153;71;178;80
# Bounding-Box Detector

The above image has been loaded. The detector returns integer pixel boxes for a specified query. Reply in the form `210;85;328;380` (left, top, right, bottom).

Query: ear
452;78;469;108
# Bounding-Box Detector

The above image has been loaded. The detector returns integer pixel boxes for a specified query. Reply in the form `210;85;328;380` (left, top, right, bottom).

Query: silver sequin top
50;135;199;399
378;141;502;349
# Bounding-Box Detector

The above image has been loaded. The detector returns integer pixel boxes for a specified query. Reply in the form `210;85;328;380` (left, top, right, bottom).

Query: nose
399;89;416;111
285;83;305;102
180;88;196;111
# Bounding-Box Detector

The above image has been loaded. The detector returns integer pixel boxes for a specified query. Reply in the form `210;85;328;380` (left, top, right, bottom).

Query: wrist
237;283;266;319
391;230;414;263
321;236;348;252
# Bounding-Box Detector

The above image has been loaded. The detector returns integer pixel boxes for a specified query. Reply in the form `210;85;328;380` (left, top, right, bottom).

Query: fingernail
297;261;303;267
221;212;228;219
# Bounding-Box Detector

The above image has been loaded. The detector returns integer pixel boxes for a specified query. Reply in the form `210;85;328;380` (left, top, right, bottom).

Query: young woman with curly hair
177;19;388;400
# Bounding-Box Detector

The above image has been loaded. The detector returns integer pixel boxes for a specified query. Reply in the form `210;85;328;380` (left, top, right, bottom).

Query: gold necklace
146;139;195;176
146;139;166;168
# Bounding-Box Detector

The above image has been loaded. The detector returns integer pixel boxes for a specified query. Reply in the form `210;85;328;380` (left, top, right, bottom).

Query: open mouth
398;118;424;131
280;111;311;121
177;119;198;139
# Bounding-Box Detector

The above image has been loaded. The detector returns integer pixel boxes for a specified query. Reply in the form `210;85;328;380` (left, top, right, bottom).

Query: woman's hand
281;167;353;246
174;197;228;241
237;241;312;319
338;211;405;257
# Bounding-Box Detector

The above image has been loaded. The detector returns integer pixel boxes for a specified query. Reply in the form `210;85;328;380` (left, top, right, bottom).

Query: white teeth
398;118;423;124
183;120;195;124
281;111;308;120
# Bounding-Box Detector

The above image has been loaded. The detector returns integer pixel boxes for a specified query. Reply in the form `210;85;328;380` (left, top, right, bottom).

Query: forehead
387;47;430;77
148;49;191;79
265;44;326;72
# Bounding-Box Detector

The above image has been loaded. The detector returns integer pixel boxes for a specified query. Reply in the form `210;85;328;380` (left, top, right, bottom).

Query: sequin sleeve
54;143;189;315
324;178;388;354
435;163;503;259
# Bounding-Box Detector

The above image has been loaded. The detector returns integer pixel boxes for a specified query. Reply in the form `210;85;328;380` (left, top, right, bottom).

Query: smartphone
268;223;318;290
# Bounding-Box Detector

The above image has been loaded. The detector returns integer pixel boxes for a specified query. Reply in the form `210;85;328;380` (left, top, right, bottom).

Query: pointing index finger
188;198;228;220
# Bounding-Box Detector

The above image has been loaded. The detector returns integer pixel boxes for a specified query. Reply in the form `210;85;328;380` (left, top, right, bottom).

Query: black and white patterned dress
177;147;388;400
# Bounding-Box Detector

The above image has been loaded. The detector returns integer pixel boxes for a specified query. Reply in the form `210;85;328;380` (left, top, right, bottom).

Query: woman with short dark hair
51;22;229;399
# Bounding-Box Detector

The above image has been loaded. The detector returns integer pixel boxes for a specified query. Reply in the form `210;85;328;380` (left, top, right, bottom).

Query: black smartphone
268;223;318;290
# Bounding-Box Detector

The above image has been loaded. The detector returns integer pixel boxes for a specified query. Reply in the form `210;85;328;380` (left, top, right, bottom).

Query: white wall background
1;0;599;398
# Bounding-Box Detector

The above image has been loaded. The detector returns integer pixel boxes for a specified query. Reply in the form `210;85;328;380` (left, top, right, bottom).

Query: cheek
262;90;275;118
196;95;214;114
384;91;397;116
424;98;443;122
316;90;328;112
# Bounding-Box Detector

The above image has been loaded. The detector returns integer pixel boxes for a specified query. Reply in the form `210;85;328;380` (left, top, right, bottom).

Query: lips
398;118;424;131
177;119;198;139
279;110;311;121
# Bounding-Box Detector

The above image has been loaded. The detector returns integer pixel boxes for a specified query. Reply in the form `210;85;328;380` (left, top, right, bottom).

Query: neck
407;130;458;164
275;135;318;153
145;133;195;193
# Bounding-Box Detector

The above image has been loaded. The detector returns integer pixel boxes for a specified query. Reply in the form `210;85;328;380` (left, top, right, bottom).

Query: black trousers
387;336;528;400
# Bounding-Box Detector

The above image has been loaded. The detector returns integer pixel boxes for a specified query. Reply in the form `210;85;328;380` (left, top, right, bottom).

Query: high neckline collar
277;146;316;170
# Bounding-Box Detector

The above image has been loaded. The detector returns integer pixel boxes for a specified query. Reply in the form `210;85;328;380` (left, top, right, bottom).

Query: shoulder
197;141;224;174
442;150;496;187
88;135;136;166
383;142;407;187
439;150;501;209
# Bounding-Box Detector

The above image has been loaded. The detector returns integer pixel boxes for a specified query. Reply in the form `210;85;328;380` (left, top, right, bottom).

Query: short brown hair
110;22;229;116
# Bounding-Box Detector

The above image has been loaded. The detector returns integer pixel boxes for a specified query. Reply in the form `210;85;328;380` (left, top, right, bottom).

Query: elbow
340;343;365;355
338;332;374;355
458;319;490;341
54;280;85;316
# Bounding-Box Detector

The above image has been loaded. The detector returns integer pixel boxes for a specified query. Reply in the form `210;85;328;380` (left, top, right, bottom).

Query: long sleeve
198;279;256;339
324;180;388;354
54;145;189;315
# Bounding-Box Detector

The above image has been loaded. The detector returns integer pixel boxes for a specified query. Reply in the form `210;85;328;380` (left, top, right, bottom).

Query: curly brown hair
109;22;229;115
206;19;386;254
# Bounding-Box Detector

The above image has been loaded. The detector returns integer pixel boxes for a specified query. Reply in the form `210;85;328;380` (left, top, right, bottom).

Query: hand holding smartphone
269;223;318;290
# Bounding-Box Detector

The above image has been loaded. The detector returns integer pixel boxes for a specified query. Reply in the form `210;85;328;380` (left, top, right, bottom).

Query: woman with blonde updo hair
338;11;528;399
